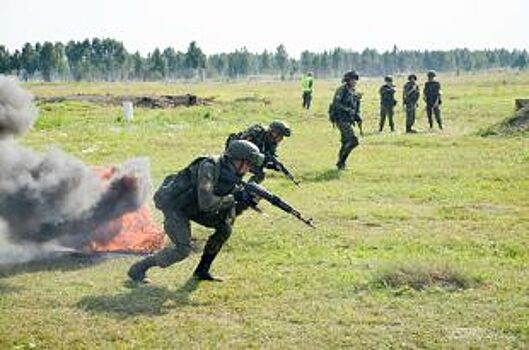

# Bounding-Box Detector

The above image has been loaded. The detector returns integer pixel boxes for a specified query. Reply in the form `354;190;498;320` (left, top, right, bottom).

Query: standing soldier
225;121;292;184
378;75;397;133
423;70;443;130
329;70;361;170
301;72;314;110
403;74;420;133
127;140;265;282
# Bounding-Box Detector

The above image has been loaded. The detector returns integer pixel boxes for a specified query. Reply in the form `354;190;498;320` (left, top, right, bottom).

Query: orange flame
87;167;165;253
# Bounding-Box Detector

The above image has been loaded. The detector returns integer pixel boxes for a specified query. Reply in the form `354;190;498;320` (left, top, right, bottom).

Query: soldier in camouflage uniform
225;121;291;184
423;70;443;129
403;74;420;133
378;75;397;132
127;140;265;283
329;70;361;170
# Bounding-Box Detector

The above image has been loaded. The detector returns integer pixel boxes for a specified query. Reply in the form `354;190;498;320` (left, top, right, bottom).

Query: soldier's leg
127;209;191;282
388;107;395;131
410;105;416;130
306;92;312;109
194;209;236;280
426;105;434;128
379;106;387;132
405;105;413;132
434;106;443;129
337;122;358;169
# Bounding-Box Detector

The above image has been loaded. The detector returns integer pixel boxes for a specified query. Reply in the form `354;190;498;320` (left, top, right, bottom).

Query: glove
354;114;363;124
265;162;281;171
233;190;255;207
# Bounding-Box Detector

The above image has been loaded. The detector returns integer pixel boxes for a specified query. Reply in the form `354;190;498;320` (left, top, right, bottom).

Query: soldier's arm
333;87;354;115
196;160;235;213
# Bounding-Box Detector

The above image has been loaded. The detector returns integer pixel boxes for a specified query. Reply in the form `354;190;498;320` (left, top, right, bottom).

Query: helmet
408;74;417;81
342;70;359;82
268;120;291;137
225;140;264;168
384;75;393;83
307;72;313;76
427;70;436;78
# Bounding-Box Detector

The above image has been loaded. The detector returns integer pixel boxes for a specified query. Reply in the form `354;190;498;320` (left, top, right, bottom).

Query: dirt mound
480;103;529;137
36;94;214;108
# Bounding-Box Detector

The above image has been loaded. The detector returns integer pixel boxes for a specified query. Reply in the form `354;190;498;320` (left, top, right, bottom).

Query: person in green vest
301;72;314;110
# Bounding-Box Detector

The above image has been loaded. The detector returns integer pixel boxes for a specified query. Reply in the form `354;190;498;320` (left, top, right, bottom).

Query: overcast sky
1;0;528;57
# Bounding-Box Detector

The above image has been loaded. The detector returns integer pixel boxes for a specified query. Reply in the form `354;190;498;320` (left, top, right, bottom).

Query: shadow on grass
77;277;202;318
0;253;104;279
301;169;342;183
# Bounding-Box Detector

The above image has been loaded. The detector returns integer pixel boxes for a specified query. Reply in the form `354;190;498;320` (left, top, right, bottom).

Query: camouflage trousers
336;120;359;168
379;105;395;131
405;104;417;132
152;207;236;268
426;104;443;129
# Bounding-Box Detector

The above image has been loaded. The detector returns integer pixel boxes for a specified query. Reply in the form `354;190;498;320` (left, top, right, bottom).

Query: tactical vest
380;84;397;106
153;156;227;215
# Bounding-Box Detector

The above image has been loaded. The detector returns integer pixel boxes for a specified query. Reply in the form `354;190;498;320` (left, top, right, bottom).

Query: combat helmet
268;120;291;137
384;75;393;83
427;70;437;78
225;140;265;168
342;70;360;82
408;74;417;81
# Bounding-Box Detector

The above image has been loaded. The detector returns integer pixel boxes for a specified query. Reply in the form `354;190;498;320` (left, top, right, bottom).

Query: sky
1;0;528;57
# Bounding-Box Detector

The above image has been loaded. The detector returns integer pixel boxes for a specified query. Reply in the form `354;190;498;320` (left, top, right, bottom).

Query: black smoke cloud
0;76;151;263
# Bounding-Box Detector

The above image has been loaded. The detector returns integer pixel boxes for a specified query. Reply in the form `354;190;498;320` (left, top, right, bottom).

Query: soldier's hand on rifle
265;162;281;171
234;189;258;208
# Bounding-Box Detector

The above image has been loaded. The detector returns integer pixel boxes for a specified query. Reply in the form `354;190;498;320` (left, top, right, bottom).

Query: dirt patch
36;94;214;108
233;95;271;105
480;104;529;136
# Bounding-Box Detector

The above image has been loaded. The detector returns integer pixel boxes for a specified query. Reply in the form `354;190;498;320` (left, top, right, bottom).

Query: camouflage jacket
154;156;240;216
423;81;442;106
379;83;397;106
330;84;359;123
403;81;420;105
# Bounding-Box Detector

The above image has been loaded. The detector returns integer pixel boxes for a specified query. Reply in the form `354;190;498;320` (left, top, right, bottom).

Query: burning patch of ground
36;94;214;108
0;76;164;264
370;262;483;291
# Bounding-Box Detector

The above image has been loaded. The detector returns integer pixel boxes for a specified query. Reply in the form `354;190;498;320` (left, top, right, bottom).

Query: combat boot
127;255;156;283
193;253;222;282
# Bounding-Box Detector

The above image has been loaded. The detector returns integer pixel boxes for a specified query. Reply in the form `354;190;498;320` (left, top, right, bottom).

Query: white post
122;101;134;122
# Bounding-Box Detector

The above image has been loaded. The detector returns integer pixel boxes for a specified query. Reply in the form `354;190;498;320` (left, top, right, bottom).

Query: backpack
153;156;221;210
381;85;396;106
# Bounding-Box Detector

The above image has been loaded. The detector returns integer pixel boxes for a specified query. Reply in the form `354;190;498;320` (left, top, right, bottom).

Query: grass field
1;72;528;349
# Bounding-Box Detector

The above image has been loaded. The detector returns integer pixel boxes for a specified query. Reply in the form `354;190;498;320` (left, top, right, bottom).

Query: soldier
378;75;397;133
225;121;292;184
301;72;314;110
403;74;420;133
127;140;265;283
329;70;361;170
423;70;443;129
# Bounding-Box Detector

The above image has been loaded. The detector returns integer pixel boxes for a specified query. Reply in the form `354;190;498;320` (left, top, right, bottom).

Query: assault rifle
221;169;315;228
265;153;300;186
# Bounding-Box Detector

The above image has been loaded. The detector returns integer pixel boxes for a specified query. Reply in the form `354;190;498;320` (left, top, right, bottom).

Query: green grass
1;72;528;348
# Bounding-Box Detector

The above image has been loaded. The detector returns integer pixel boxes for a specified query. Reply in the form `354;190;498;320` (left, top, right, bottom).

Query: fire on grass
87;166;164;254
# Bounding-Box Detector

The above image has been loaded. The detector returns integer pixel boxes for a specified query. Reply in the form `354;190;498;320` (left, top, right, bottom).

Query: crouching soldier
127;140;265;283
225;120;292;184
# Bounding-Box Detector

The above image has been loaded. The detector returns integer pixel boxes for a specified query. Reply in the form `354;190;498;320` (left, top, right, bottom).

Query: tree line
0;39;527;82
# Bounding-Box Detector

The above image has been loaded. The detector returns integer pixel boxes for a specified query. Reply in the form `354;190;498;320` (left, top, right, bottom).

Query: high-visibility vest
301;75;313;92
